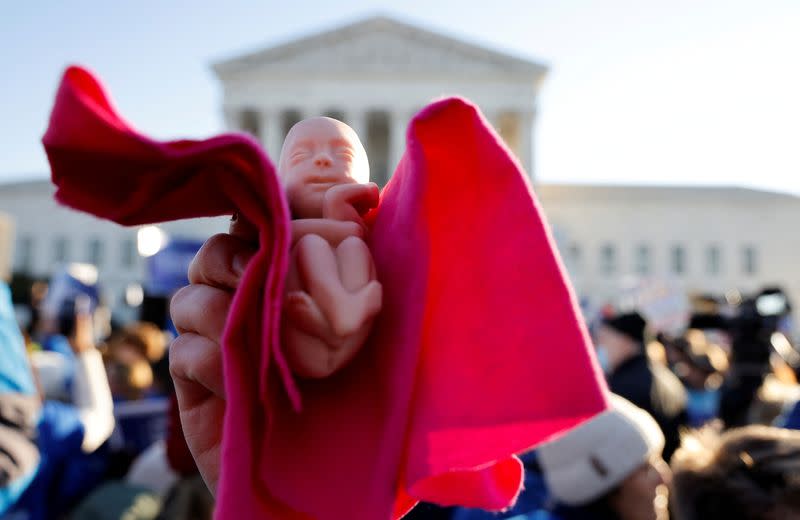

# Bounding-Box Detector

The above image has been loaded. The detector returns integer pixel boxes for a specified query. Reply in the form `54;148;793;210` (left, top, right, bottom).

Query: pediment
214;17;547;79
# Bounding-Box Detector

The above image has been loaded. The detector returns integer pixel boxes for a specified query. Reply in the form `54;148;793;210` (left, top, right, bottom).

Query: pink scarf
43;66;609;519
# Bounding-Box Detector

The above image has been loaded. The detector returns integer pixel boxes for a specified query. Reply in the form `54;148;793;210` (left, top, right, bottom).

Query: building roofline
536;182;800;201
211;14;549;79
0;177;51;190
1;176;797;201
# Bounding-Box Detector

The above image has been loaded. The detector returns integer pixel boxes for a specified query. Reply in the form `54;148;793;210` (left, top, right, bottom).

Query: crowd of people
0;277;213;520
413;288;800;520
1;254;800;519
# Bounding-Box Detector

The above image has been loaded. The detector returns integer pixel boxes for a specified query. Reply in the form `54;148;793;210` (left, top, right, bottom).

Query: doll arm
290;183;379;245
322;182;380;225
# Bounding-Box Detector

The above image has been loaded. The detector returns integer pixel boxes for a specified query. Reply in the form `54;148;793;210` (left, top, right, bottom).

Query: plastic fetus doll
278;117;383;379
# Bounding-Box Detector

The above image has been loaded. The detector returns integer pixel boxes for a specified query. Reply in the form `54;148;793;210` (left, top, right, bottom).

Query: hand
290;219;363;248
70;295;95;354
322;182;379;225
169;214;256;495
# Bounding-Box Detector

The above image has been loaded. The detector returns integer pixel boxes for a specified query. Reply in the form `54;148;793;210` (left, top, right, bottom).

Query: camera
728;287;792;367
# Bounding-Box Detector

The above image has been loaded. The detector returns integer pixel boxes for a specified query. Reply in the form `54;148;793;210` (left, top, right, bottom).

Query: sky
2;1;799;194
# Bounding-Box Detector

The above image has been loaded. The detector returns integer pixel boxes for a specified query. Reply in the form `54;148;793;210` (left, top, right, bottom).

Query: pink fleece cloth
43;66;610;519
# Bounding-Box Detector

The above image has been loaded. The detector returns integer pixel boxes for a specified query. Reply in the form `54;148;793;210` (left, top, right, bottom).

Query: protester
537;394;671;520
0;281;41;517
5;208;799;519
670;425;800;520
668;330;728;427
3;291;116;519
103;320;171;475
594;312;688;459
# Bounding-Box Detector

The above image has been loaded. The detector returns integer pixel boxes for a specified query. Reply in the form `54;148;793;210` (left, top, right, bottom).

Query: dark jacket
608;354;687;460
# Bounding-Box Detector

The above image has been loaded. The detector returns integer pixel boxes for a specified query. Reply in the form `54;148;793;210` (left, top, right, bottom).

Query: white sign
618;277;690;336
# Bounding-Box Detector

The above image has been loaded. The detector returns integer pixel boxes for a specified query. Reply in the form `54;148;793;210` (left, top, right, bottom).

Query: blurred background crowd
3;4;800;519
2;239;800;520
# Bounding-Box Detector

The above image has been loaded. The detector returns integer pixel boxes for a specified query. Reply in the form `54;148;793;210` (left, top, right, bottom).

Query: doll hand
322;182;379;226
290;219;363;248
169;215;256;495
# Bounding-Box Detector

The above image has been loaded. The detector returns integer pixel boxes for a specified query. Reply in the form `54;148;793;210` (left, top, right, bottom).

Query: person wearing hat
594;312;687;460
668;330;729;427
538;394;672;520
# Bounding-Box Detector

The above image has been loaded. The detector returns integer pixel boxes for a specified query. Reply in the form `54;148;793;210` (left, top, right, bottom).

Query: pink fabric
43;66;610;519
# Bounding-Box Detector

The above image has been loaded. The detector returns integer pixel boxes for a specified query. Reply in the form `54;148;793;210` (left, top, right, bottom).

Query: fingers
322;182;379;221
170;333;225;496
188;233;257;291
170;285;231;344
284;291;331;340
291;219;363;247
169;333;225;402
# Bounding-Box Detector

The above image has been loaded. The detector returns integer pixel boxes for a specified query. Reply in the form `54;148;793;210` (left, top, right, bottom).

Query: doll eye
335;148;355;160
290;149;310;163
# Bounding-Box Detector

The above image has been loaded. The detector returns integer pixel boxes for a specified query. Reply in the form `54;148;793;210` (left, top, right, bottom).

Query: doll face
279;117;369;218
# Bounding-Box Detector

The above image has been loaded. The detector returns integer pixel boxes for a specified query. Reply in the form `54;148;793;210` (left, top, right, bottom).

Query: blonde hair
113;321;168;362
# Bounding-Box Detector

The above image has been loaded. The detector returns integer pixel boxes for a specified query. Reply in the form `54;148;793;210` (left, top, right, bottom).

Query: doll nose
314;153;332;168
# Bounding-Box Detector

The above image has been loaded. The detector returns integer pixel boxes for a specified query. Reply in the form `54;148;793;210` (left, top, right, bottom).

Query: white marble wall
537;185;800;323
4;181;798;328
0;181;228;318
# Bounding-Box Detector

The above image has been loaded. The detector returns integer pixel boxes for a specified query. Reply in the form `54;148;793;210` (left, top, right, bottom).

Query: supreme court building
3;16;799;326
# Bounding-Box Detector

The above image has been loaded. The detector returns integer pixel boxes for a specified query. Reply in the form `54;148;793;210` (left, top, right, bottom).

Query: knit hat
537;394;665;506
602;312;647;345
688;313;728;332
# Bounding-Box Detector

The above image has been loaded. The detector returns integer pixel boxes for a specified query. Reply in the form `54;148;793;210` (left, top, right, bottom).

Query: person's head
278;117;369;218
595;312;647;373
538;394;671;520
671;425;800;520
104;326;160;400
670;329;728;391
688;311;732;355
112;322;168;364
104;352;153;401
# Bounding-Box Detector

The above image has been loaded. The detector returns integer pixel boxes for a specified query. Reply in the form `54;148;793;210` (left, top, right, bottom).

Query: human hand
169;215;256;494
70;295;95;354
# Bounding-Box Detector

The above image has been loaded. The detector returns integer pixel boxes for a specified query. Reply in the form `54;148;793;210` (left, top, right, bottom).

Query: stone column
520;108;535;181
346;109;369;145
389;109;411;177
345;109;370;181
260;108;284;159
222;106;240;132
